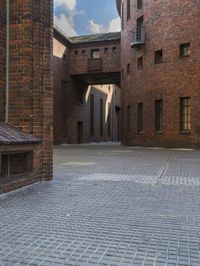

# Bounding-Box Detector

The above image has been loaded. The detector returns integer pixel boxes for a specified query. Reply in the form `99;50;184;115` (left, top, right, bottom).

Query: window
82;50;86;55
127;63;131;75
121;2;124;29
104;47;109;53
154;49;163;64
137;57;143;69
122;69;125;80
137;0;143;9
137;103;143;132
77;88;84;105
90;94;94;136
155;100;163;132
180;43;190;57
127;0;130;20
136;16;144;42
127;105;131;132
100;99;104;137
91;49;100;59
74;50;78;55
180;97;191;131
1;152;33;177
112;47;117;53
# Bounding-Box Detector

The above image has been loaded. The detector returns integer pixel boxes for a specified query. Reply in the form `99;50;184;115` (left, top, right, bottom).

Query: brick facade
118;0;200;148
0;0;53;193
53;29;121;144
70;40;121;76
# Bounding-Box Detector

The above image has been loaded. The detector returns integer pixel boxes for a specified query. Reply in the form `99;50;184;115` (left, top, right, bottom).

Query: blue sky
54;0;120;36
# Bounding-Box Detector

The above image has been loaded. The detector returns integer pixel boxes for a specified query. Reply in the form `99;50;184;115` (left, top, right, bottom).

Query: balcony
130;26;145;48
88;58;102;72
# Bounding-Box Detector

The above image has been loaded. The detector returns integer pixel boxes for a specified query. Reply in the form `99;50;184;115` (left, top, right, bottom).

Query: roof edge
69;32;121;45
53;26;120;45
53;26;72;46
0;123;42;145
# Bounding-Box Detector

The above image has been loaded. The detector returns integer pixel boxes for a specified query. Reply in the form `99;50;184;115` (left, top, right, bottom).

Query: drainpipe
5;0;10;123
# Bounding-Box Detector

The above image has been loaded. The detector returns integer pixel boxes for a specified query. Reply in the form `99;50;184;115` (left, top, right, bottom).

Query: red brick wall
120;0;200;148
70;41;121;75
0;0;53;185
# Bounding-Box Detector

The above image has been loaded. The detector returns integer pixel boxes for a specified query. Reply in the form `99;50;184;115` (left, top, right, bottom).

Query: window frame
91;49;100;59
155;100;163;132
121;69;125;80
127;63;131;75
121;2;124;30
137;56;143;70
154;49;163;64
180;97;191;132
127;105;131;132
137;103;143;133
180;43;190;57
127;0;131;20
137;0;143;10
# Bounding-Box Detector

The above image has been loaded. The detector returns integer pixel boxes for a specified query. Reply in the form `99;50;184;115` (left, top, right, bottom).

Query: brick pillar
9;0;53;181
41;0;53;180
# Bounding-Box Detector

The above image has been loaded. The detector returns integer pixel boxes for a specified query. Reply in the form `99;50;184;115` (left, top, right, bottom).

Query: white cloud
54;13;77;36
89;17;121;34
89;20;104;34
54;0;76;11
108;17;121;32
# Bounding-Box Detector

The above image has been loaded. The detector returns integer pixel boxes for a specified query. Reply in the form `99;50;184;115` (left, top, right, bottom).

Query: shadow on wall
65;84;121;144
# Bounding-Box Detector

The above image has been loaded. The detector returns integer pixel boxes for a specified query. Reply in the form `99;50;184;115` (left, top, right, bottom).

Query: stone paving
1;143;200;266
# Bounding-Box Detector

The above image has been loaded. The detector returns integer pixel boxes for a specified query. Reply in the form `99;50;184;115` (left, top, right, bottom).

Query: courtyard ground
0;143;200;266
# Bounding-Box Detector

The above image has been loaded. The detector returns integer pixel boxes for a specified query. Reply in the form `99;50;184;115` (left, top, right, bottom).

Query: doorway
77;121;84;144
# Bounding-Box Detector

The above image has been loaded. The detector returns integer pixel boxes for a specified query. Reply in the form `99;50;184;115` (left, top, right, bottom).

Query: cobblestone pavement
1;143;200;266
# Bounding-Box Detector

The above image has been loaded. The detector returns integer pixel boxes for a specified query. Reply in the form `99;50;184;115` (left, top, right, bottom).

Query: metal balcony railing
88;58;102;72
130;26;145;48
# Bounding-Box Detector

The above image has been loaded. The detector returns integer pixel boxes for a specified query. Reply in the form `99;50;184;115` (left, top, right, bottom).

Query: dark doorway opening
116;107;121;141
77;121;84;144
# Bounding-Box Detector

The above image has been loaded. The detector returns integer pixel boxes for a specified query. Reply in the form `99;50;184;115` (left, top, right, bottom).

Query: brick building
117;0;200;148
53;28;121;144
0;0;53;193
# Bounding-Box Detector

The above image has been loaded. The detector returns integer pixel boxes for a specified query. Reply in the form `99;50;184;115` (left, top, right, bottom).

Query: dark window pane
155;50;163;64
180;43;190;57
127;105;131;132
137;57;143;69
137;0;143;9
137;103;143;132
127;0;130;20
155;100;163;132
